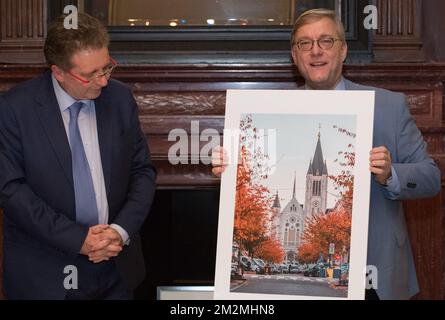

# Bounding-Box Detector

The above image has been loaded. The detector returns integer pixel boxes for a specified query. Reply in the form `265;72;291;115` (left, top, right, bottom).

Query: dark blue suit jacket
0;71;157;299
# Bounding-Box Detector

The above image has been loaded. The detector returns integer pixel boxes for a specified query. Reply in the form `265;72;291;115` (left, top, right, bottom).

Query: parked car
231;263;239;276
304;265;326;277
250;263;261;273
253;258;265;268
280;263;288;273
250;259;264;274
270;263;281;274
289;265;299;274
239;256;252;271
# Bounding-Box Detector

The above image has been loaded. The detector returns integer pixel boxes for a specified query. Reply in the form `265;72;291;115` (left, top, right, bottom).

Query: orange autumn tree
298;209;352;263
256;238;285;263
330;125;356;213
297;126;355;264
234;149;270;257
233;114;280;259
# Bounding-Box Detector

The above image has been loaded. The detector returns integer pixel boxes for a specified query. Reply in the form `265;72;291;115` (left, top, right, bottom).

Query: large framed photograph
214;90;374;300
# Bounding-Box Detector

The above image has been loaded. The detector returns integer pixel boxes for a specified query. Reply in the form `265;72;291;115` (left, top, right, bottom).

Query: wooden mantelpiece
0;63;444;299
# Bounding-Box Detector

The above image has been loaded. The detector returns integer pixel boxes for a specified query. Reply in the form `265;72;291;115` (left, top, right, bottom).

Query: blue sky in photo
242;113;357;209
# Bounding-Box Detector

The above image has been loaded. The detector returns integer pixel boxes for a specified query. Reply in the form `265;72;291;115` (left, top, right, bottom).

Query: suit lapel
35;72;74;187
95;91;112;201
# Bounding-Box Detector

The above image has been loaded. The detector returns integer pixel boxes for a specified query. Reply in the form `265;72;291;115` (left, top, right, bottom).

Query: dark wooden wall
0;0;444;299
423;0;445;61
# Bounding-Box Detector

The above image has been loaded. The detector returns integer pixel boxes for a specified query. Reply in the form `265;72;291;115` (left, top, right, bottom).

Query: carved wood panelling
376;0;418;37
153;161;219;188
141;116;223;161
140;115;224;135
343;76;443;128
0;0;46;63
407;91;435;115
422;134;445;158
135;92;226;115
405;88;442;127
374;0;425;62
0;0;46;40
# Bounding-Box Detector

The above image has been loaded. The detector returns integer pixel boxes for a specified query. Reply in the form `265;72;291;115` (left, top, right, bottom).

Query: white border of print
214;90;374;300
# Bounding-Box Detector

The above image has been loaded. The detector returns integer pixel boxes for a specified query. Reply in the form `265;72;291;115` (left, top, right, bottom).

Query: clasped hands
80;224;123;263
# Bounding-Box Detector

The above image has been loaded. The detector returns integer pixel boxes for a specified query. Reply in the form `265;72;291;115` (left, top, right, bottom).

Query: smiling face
291;17;347;90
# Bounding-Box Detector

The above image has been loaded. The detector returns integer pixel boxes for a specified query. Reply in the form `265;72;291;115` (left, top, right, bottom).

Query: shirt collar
51;73;92;112
334;77;346;90
304;77;346;91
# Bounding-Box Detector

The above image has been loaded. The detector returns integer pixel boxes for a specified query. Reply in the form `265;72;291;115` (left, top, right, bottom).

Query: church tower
271;191;281;239
304;131;328;218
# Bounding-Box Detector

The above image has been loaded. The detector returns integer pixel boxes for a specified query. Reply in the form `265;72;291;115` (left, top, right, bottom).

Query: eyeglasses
67;57;118;84
294;37;343;51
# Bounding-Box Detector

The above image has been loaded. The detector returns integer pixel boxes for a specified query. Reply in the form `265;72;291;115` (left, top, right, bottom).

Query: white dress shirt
51;74;129;244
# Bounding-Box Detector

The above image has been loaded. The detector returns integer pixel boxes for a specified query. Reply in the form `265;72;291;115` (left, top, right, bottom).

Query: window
312;180;321;196
83;0;338;27
284;216;301;247
50;0;371;63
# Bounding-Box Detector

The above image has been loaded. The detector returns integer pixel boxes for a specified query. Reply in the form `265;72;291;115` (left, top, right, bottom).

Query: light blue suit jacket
344;79;441;299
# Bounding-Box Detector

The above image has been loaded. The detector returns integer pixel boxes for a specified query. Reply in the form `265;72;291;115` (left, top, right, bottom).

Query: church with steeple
271;132;329;263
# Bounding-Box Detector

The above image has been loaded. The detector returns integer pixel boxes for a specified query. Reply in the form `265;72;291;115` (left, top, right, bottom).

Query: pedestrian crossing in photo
245;274;336;284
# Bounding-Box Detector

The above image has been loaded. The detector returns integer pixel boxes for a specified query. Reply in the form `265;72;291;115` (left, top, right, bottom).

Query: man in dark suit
0;13;156;299
212;9;441;299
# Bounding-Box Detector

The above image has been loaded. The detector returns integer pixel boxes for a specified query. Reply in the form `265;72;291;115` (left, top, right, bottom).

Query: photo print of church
230;112;356;297
270;131;329;264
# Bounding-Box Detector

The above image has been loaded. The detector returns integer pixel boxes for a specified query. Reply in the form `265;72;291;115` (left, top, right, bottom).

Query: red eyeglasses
67;57;118;84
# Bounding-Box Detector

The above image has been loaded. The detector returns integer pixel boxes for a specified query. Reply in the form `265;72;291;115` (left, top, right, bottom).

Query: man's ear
291;46;298;65
51;65;65;82
341;42;348;63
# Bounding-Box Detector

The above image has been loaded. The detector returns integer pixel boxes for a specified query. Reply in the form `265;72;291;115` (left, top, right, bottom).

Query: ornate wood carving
373;0;425;62
0;0;46;63
135;92;226;115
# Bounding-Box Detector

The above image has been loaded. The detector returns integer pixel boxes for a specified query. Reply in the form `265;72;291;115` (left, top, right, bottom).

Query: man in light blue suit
212;9;441;299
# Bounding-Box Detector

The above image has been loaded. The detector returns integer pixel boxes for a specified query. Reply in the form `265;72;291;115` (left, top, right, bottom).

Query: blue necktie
68;101;99;227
